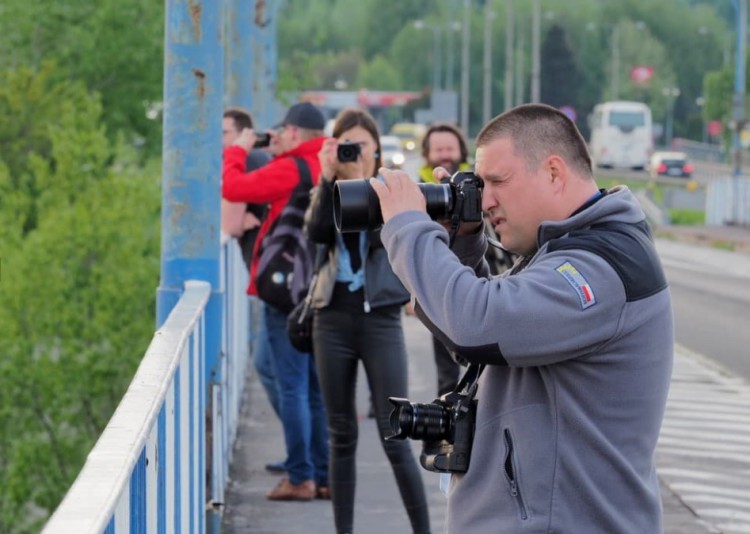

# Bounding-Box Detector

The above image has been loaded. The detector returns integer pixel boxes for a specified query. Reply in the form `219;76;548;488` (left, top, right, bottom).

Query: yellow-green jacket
418;162;472;183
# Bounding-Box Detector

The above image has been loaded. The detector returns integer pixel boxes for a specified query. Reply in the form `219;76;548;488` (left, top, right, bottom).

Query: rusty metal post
157;1;224;532
157;0;223;374
226;0;253;110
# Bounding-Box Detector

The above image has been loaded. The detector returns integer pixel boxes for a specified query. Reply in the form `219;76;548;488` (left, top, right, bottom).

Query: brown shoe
266;478;315;501
315;486;331;500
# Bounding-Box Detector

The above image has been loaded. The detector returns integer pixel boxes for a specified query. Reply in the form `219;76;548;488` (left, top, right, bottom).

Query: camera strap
453;363;485;402
447;191;466;248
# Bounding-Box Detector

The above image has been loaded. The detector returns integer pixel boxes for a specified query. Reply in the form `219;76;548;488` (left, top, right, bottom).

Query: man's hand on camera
432;166;451;183
232;128;257;152
370;168;427;224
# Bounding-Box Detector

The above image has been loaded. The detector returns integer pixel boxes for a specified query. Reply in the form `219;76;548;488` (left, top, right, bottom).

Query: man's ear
546;155;567;190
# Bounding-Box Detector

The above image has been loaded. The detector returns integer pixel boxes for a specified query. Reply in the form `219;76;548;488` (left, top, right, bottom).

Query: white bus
588;101;653;170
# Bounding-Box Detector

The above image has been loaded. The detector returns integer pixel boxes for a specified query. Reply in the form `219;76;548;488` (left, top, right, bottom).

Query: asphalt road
656;239;750;380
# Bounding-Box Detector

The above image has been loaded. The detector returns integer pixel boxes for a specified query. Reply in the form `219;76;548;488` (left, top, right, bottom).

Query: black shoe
265;461;287;474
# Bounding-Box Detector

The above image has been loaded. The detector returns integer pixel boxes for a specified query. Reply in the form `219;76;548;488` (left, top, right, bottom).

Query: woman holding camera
305;108;431;534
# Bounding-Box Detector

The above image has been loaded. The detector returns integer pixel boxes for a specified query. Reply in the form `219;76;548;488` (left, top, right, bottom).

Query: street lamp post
585;22;619;100
531;0;541;102
483;1;494;123
696;96;707;144
504;0;514;111
662;87;681;148
586;21;645;101
445;21;461;91
461;0;470;135
414;20;442;94
611;25;620;100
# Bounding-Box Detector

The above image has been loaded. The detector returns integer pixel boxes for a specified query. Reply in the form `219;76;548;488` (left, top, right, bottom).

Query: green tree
541;24;583;109
0;0;164;158
0;64;108;235
0;64;160;532
356;55;404;91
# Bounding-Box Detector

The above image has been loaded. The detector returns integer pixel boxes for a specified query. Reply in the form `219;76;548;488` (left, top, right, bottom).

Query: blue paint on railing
189;341;196;534
174;369;182;534
131;448;147;534
157;406;166;533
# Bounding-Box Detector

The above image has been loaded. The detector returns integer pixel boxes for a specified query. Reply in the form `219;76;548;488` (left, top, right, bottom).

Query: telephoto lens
386;398;451;441
333;179;452;232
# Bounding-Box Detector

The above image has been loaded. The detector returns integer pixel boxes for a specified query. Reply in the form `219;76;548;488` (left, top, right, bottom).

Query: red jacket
222;137;324;294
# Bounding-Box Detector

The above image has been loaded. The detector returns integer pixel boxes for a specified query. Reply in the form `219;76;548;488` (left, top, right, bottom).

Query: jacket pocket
503;428;529;521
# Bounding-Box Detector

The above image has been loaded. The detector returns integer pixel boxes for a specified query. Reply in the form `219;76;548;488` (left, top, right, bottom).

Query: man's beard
430;159;461;177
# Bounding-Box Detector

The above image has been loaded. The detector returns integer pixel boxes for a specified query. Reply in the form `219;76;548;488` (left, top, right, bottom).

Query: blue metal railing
42;236;249;534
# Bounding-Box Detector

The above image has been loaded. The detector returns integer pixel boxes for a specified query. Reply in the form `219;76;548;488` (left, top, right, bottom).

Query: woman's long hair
331;107;383;177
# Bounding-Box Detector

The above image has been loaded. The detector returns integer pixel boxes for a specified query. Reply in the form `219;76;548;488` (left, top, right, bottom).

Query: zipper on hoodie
503;428;529;520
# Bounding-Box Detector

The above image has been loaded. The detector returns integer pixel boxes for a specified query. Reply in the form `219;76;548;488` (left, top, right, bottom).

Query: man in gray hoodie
370;104;673;533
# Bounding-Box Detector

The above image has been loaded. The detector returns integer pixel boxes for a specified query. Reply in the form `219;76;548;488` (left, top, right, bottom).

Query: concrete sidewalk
222;315;716;533
655;223;750;255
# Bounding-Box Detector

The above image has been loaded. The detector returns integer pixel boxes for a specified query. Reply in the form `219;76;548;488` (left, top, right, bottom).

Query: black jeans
313;306;431;534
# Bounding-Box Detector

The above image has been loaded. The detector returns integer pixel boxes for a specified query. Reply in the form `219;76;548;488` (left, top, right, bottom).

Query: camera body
386;389;477;473
253;132;271;148
442;171;483;225
337;141;361;163
333;171;483;233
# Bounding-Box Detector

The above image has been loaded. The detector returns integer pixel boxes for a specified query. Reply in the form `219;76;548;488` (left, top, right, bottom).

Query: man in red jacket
223;102;326;294
222;102;330;501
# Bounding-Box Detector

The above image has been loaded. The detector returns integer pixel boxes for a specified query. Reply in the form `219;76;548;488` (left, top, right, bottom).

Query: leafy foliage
540;24;583;109
0;63;159;532
0;0;164;159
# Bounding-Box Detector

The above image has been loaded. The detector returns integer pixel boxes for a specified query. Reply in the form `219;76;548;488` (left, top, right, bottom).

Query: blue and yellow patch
555;261;596;309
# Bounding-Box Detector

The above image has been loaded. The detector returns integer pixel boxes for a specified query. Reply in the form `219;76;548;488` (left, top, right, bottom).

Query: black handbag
286;245;326;353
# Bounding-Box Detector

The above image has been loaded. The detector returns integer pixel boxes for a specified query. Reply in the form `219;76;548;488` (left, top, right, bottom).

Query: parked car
649;151;693;178
380;135;406;169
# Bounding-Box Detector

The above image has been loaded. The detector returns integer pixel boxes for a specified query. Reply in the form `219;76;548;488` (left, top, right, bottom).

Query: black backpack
255;158;315;314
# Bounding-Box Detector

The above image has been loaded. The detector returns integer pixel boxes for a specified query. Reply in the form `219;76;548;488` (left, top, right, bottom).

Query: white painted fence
42;236;250;534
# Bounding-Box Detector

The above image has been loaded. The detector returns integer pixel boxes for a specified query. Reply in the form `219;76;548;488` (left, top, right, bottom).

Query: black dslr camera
337;141;362;163
333;171;483;232
386;377;478;473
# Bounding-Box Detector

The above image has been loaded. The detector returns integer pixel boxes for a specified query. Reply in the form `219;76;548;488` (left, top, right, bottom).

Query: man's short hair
223;107;254;131
476;104;593;178
421;122;469;164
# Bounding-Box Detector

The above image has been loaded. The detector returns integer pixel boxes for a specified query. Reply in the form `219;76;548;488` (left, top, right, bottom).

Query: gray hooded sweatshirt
380;186;674;533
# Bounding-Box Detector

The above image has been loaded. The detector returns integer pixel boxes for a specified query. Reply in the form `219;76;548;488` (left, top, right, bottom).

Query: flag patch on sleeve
555;261;596;309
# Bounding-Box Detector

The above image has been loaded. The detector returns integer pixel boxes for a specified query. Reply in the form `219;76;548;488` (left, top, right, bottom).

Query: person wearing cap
223;101;330;501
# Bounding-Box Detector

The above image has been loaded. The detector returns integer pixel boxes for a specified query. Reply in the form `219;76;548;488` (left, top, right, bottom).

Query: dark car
649;151;693;178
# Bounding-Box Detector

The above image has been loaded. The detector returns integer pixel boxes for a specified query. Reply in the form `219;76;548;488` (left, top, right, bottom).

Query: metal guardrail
706;177;750;226
42;236;250;534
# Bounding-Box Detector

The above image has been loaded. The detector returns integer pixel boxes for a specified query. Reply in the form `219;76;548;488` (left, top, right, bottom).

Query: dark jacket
304;179;409;312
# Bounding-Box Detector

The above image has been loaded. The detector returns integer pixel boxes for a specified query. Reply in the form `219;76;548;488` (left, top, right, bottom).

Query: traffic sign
559;105;577;122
